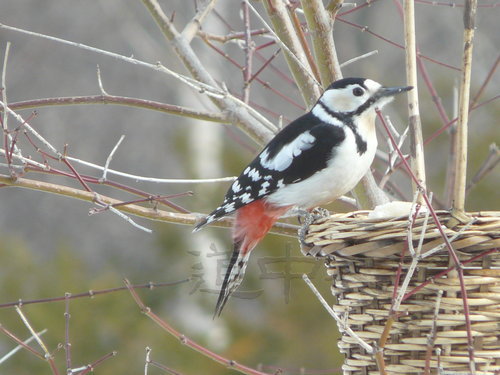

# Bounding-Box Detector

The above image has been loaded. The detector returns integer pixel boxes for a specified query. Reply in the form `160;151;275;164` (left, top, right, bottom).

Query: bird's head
318;77;413;116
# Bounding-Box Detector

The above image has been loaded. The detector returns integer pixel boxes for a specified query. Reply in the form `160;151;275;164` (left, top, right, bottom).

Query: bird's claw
297;207;330;256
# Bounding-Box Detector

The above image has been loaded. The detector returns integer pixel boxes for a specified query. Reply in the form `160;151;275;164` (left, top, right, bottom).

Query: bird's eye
353;87;364;97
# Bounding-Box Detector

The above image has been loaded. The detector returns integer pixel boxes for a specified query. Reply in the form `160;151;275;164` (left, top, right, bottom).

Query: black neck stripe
318;101;368;155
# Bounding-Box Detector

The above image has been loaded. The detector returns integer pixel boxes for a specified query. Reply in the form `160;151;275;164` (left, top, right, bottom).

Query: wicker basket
302;210;500;374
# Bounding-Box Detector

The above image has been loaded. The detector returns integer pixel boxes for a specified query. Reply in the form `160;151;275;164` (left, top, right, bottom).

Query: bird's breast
266;127;377;208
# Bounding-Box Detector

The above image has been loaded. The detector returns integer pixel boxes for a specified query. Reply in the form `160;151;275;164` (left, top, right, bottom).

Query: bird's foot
297;207;330;256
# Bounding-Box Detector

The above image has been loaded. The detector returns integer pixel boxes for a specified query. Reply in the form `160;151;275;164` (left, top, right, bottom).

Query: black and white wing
194;112;346;230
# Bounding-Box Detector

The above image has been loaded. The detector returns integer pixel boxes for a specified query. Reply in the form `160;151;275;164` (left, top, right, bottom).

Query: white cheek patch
260;131;316;171
320;88;363;112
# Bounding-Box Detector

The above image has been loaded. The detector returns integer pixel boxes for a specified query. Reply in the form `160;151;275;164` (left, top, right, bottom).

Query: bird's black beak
378;85;413;98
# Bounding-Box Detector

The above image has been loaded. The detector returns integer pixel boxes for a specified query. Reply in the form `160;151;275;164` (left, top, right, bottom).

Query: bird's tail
214;239;250;317
214;200;291;317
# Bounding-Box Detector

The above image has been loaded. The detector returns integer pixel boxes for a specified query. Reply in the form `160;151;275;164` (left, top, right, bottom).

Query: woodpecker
194;77;412;316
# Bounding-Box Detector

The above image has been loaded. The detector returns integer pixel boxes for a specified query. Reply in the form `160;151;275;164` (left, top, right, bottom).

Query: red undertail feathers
214;200;290;317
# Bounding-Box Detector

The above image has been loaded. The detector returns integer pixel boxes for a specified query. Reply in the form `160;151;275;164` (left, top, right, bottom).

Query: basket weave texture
302;210;500;374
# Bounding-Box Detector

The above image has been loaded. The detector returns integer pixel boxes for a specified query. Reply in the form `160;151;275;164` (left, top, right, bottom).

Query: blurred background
0;1;498;374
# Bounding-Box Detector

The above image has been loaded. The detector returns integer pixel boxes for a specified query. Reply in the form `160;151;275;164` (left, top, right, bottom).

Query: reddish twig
78;351;117;375
377;110;477;366
0;280;189;309
0;324;45;360
202;37;303;109
4;95;228;123
288;4;321;83
125;279;272;375
25;165;191;213
64;293;72;373
402;247;498;301
470;54;499;108
336;17;460;71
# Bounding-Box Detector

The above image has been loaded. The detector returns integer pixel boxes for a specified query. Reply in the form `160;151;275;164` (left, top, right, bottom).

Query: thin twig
15;306;60;375
336;16;461;71
378;111;477;369
256;0;321;106
4;95;229;123
0;21;275;144
0;329;47;365
302;274;374;354
0;324;45;360
289;5;322;83
76;351;117;375
139;0;275;143
144;347;151;375
96;65;109;95
101;135;125;182
0;280;190;309
470;54;499;108
1;42;10;132
391;191;429;312
94;197;153;233
424;290;443;375
242;0;254;104
64;293;72;373
125;279;272;375
466;143;499;194
1;143;237;185
340;50;378;68
196;28;269;43
0;173;298;236
1;100;60;157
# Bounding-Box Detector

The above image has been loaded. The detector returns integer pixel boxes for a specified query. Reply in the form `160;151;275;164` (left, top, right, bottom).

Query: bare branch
300;0;342;85
1;42;10;132
0;329;47;365
181;0;218;43
100;135;125;182
125;279;273;375
258;0;321;107
340;50;378;68
15;306;59;375
403;0;426;202
0;21;275;144
450;0;478;223
5;95;229;123
0;173;297;236
466;143;499;194
139;0;276;144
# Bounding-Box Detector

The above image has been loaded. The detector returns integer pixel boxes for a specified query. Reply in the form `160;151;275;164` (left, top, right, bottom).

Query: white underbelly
266;130;377;209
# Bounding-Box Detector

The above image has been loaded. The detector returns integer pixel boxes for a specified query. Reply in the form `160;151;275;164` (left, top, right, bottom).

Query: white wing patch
258;181;271;196
259;131;316;171
247;168;261;181
231;180;241;193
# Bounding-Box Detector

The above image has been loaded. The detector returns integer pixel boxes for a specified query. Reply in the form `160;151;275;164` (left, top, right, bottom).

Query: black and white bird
194;77;412;316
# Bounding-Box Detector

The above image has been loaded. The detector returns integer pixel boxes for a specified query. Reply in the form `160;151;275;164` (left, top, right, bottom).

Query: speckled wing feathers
194;113;345;230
